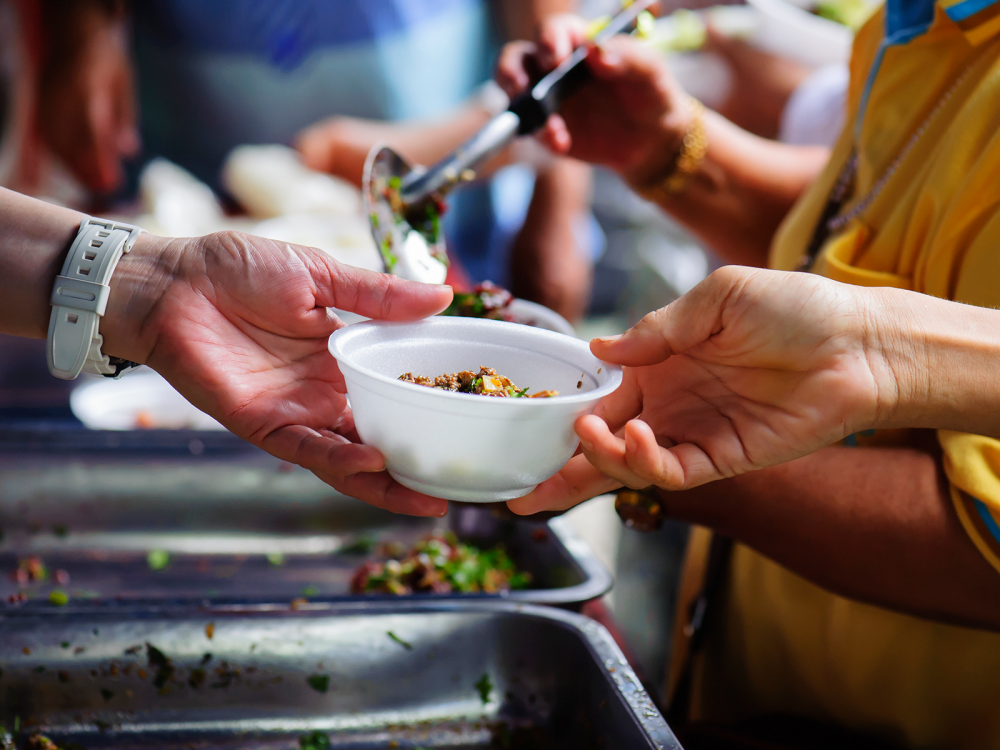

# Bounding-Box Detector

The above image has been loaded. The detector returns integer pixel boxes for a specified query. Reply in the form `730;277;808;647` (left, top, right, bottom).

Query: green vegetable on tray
351;531;531;596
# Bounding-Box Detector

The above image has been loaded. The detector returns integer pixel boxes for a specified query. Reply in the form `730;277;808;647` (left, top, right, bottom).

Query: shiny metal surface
398;112;520;204
0;431;611;607
0;602;681;749
362;146;448;281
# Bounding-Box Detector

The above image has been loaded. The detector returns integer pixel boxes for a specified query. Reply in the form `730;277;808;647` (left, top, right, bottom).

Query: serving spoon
363;0;657;283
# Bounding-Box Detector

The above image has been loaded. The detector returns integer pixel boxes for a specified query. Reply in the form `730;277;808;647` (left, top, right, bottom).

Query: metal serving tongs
363;0;657;284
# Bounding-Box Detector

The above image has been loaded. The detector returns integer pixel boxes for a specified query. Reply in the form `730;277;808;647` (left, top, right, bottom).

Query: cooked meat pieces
399;366;556;398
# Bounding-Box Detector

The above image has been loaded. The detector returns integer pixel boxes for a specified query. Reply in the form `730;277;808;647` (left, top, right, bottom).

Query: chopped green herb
475;672;493;705
387;631;413;650
146;643;174;689
341;534;376;555
299;731;330;750
48;589;68;606
147;550;169;570
300;585;319;597
307;674;329;693
380;236;398;271
266;552;285;567
60;642;70;649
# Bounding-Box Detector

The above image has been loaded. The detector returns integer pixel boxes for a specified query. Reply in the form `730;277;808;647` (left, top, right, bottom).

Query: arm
296;0;578;183
0;187;453;516
509;158;593;321
660;445;1000;631
496;16;828;267
491;0;574;40
509;267;1000;514
296;102;501;188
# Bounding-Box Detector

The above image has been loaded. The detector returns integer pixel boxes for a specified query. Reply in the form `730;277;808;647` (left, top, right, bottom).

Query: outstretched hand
509;266;898;514
103;230;453;516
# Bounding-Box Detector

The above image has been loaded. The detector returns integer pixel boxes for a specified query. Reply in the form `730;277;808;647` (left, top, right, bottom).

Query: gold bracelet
639;97;708;201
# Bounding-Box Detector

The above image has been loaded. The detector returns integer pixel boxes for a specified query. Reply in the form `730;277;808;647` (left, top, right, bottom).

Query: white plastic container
328;318;622;502
745;0;856;67
70;369;224;431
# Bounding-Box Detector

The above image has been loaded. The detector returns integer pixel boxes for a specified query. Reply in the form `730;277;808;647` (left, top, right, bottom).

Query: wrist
621;99;694;191
861;287;928;431
99;232;183;364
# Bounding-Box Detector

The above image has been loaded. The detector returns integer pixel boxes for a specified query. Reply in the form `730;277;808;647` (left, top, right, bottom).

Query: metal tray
0;601;681;749
0;430;611;608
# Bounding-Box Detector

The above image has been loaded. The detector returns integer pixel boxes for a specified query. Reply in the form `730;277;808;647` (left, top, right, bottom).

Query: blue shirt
133;0;498;186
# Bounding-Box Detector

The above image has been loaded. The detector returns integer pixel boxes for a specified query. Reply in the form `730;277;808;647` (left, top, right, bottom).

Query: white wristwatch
47;217;144;380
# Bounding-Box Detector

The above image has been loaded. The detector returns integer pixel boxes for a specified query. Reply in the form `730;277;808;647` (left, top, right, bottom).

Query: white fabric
779;63;850;147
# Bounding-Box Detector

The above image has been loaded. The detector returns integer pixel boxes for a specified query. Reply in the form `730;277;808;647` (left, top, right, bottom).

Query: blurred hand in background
32;0;140;194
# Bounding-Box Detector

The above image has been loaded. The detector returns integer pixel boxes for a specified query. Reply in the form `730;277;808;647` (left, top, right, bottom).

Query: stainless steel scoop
363;0;656;282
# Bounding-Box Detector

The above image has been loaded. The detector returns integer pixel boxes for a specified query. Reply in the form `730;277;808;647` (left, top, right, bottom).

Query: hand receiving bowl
329;318;622;502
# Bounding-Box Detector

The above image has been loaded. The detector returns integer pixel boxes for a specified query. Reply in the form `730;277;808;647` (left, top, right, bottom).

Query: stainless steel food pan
0;601;681;749
0;430;611;607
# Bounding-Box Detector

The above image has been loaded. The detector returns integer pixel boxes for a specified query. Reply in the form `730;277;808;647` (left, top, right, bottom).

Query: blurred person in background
500;4;1000;748
0;0;595;322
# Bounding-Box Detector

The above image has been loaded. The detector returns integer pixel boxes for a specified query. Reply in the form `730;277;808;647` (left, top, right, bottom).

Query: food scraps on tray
351;532;531;595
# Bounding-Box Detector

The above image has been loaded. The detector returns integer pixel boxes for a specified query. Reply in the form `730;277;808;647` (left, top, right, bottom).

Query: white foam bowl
329;318;622;503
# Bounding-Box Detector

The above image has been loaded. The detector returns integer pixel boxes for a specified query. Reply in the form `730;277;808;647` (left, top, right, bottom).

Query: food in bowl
442;281;515;321
350;532;530;595
398;366;557;398
327;317;622;502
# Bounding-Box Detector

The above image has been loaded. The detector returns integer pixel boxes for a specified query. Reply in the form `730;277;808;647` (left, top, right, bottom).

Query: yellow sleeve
940;431;1000;574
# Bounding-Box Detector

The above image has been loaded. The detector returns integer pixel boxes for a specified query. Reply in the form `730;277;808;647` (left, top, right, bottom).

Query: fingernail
581;440;594;451
594;334;622;344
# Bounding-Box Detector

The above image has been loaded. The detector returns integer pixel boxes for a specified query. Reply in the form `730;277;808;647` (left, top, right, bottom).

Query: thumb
305;248;454;320
588;35;670;86
591;266;755;366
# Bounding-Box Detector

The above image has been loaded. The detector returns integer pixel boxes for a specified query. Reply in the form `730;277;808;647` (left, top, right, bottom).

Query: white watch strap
47;217;144;380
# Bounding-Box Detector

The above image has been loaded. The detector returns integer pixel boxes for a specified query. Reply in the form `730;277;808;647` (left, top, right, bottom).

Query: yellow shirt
694;2;1000;747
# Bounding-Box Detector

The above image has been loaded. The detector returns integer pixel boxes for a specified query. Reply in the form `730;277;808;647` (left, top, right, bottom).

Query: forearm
0;188;83;338
510;158;593;320
629;110;829;267
0;187;179;364
493;0;574;40
869;288;1000;439
658;444;1000;630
